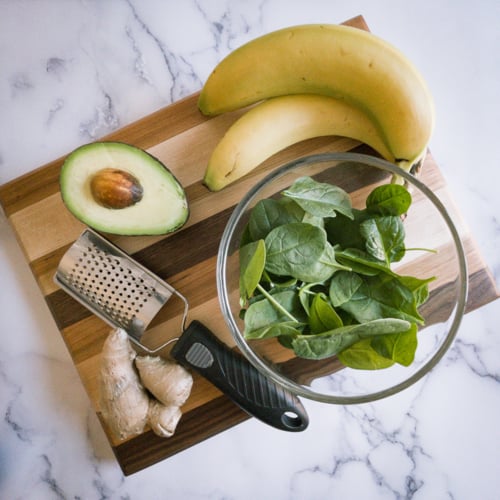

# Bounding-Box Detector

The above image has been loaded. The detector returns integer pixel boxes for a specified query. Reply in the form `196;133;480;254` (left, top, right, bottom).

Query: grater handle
171;320;309;432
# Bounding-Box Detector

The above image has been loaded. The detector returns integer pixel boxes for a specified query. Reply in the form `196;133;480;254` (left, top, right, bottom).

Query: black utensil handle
171;320;309;432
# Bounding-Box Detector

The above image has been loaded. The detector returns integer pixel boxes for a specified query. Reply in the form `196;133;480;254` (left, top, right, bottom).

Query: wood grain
0;15;498;476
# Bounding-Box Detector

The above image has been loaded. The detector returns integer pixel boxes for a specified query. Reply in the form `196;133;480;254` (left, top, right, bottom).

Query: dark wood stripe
45;291;91;331
45;204;235;330
465;266;500;312
131;205;234;280
114;394;249;475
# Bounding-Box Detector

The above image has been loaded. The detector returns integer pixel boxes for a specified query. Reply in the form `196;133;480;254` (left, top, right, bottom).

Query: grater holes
66;241;158;328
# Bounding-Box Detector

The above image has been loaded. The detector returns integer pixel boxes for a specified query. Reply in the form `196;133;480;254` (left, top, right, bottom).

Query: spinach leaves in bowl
238;176;435;370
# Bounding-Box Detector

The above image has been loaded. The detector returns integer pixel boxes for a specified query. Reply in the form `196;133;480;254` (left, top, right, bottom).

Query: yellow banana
198;24;434;169
204;94;395;191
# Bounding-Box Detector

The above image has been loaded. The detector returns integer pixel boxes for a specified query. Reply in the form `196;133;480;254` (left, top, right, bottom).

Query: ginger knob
148;401;183;438
99;329;149;440
135;356;193;407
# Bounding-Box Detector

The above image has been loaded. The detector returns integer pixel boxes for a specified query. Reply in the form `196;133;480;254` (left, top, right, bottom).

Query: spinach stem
405;247;438;254
256;284;300;323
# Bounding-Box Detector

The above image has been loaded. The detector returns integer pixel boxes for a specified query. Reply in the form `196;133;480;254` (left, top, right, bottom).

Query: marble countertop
1;1;499;498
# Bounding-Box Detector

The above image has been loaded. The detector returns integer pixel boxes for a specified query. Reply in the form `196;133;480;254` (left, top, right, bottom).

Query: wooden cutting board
1;16;498;475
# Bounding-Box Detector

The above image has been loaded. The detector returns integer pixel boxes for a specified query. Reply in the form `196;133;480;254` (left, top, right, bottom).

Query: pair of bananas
198;24;435;191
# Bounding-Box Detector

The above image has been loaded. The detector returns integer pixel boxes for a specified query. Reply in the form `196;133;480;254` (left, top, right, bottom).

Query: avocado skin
60;141;189;236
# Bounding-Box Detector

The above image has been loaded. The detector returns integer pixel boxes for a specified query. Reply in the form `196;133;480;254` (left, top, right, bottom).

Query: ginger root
135;355;193;438
148;400;183;438
135;356;193;407
99;328;149;440
99;330;193;440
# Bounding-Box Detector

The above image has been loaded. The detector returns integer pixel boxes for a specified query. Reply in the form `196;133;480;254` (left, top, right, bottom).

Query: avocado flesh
60;142;189;236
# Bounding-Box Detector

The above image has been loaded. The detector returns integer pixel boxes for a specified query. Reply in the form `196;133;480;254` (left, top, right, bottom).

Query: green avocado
60;142;189;236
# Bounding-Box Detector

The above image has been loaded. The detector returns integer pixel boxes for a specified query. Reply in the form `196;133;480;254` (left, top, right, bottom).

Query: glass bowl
217;152;468;404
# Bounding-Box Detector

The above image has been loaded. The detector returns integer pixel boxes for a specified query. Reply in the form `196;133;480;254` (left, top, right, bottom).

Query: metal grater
54;228;187;351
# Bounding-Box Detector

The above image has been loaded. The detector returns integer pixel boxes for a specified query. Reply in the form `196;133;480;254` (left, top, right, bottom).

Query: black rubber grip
171;320;309;432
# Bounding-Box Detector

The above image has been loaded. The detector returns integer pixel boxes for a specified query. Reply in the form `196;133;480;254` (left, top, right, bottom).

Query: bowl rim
216;152;469;404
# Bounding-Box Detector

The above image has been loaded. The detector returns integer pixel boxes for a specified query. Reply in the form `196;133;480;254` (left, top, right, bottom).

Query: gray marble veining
0;1;499;498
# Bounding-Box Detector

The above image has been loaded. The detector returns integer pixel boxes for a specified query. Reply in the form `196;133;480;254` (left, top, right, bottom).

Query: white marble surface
1;1;499;498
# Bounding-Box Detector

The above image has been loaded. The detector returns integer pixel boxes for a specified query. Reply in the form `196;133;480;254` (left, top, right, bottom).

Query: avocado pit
90;167;143;209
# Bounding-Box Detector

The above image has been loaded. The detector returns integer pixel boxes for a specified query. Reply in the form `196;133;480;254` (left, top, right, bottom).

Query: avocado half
60;142;189;236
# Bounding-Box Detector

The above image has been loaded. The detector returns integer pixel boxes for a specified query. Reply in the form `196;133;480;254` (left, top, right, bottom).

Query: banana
204;94;395;191
198;24;434;169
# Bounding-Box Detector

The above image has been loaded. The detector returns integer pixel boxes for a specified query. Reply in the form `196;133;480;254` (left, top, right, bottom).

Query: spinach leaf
291;318;411;360
245;321;303;340
248;198;304;241
370;323;418;366
304;241;351;283
264;222;327;281
298;282;327;315
309;293;343;334
240;222;253;247
329;270;364;307
278;333;296;349
335;247;389;276
337;339;395;370
302;211;325;229
264;273;298;289
366;184;412;216
334;273;425;325
243;290;306;337
239;239;266;304
325;208;368;250
398;275;435;306
360;216;406;264
282;176;353;219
